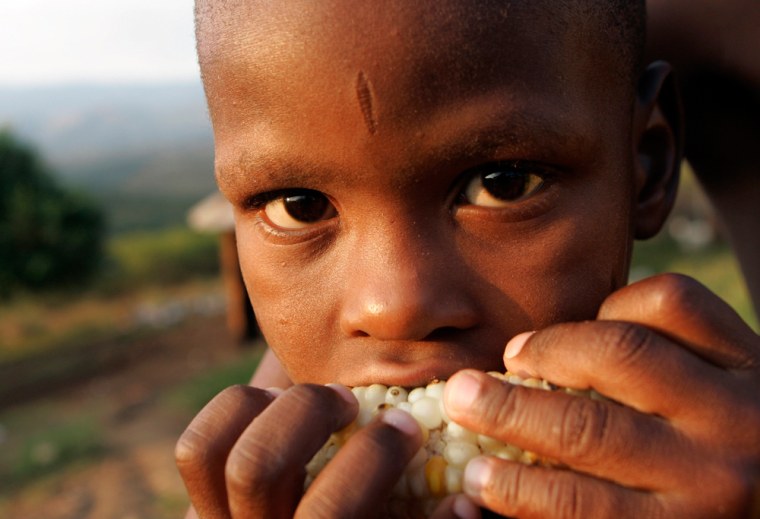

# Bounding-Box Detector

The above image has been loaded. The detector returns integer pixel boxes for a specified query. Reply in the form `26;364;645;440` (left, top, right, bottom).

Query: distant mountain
0;82;218;232
0;82;213;164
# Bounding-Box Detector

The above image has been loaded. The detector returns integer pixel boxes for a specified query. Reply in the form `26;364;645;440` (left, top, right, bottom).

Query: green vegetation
631;235;757;331
0;352;264;501
0;130;105;297
164;349;264;413
0;403;106;493
0;227;220;360
99;191;212;234
99;227;219;293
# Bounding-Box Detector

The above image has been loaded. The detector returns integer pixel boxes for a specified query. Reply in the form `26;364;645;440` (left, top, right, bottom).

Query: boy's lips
340;357;492;388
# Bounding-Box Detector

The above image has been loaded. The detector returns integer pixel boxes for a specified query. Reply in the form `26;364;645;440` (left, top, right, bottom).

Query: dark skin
647;0;760;316
177;1;760;517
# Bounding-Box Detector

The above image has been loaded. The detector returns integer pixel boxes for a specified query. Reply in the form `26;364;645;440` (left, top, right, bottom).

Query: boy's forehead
198;0;617;126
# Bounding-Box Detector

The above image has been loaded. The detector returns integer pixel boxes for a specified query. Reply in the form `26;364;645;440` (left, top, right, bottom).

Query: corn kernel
305;371;600;513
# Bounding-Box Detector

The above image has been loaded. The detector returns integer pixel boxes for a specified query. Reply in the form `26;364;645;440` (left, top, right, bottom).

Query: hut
188;192;257;343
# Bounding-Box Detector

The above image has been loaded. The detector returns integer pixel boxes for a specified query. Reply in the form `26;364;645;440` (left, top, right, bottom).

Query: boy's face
202;1;642;386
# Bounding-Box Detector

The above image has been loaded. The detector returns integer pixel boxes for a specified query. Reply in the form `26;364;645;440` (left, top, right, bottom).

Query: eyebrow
216;150;342;197
417;106;599;176
216;104;598;193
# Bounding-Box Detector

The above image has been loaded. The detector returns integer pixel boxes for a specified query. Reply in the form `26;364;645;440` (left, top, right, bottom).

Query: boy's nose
338;228;479;342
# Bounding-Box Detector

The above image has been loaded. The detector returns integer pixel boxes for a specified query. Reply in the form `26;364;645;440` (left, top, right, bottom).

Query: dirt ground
0;314;264;519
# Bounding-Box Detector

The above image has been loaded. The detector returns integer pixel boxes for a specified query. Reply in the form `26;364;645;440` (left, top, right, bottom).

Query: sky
0;0;199;86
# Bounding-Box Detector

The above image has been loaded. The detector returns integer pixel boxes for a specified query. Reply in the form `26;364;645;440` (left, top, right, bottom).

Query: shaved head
195;0;646;91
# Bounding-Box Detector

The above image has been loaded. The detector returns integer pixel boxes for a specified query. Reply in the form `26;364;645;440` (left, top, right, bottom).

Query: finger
175;385;276;519
225;383;358;519
429;494;482;519
503;320;737;427
444;369;686;490
299;408;423;518
462;456;663;519
598;273;760;370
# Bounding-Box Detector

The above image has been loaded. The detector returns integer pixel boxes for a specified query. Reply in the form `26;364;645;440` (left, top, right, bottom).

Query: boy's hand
175;383;423;518
444;273;760;518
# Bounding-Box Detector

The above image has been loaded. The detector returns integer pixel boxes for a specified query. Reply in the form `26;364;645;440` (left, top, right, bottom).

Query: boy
177;1;760;517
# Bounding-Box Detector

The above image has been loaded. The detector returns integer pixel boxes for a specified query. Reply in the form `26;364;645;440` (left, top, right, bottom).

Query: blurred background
0;2;756;518
1;2;266;518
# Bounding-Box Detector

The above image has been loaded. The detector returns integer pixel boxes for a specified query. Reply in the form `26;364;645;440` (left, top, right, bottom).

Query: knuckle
491;383;528;433
225;437;278;495
599;321;653;373
559;396;613;464
499;461;526;506
599;272;701;319
641;273;702;316
221;383;258;401
543;472;584;519
174;384;262;471
285;383;352;430
174;426;210;472
287;383;333;410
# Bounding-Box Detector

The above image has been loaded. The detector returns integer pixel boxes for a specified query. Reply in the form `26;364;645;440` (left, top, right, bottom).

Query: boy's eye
262;190;337;230
460;162;545;207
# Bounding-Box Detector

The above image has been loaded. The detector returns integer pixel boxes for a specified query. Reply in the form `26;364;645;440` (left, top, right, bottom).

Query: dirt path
1;314;265;519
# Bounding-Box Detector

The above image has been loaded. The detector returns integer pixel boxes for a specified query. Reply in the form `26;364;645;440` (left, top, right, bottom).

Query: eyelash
243;188;338;233
455;160;554;206
242;160;554;233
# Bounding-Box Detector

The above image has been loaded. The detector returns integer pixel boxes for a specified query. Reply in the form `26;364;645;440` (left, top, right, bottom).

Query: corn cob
305;372;602;514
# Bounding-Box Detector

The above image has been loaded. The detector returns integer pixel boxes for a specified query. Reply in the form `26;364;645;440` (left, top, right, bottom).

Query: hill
0;82;217;232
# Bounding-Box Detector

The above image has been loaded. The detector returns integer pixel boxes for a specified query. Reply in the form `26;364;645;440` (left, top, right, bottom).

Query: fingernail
327;383;358;407
265;387;284;398
452;494;480;519
463;456;492;497
381;408;420;437
504;331;534;359
445;370;482;414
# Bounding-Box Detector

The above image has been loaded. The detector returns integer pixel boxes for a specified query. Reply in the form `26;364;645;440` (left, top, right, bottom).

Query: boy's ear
632;61;684;240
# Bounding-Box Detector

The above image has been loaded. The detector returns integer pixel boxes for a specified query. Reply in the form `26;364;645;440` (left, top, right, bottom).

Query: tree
0;130;105;296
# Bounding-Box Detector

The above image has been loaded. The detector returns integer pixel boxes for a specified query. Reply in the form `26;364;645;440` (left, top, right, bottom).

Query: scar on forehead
356;71;378;135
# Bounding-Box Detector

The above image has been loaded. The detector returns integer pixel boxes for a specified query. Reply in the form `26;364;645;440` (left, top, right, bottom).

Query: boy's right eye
250;189;338;230
458;161;548;208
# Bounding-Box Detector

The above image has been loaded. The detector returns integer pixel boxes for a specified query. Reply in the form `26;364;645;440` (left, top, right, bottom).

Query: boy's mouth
341;356;495;389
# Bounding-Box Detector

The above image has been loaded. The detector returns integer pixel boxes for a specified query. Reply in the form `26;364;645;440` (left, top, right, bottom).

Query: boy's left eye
459;162;546;207
262;190;338;230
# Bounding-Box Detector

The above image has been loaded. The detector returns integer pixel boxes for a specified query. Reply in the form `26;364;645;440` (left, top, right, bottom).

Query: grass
631;235;757;332
0;226;221;361
0;278;223;362
99;227;219;293
164;348;265;413
0;343;264;500
0;402;106;494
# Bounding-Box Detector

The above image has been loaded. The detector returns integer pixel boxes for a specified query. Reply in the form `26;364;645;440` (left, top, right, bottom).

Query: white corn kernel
305;371;601;514
385;386;409;405
407;386;427;403
411;396;443;430
443;440;480;469
445;421;477;443
397;401;413;414
364;384;389;409
425;380;446;400
444;465;464;494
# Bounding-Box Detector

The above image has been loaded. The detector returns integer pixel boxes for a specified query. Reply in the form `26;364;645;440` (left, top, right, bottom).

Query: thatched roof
187;191;235;232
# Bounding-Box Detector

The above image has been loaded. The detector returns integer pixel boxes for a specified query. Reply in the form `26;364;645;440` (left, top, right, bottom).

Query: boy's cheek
234;189;634;383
